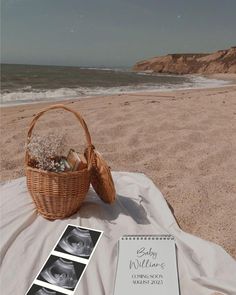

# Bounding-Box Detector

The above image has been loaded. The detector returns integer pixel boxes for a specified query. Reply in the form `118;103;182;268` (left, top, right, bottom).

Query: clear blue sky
1;0;236;67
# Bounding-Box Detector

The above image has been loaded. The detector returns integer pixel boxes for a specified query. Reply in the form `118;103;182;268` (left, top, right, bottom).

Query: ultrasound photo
27;284;65;295
25;224;102;295
54;225;102;259
37;255;86;291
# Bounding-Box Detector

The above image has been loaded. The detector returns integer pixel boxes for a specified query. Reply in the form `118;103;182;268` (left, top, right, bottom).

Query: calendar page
113;235;180;295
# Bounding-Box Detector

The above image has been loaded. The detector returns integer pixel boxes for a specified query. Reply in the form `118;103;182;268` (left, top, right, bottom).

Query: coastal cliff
133;47;236;74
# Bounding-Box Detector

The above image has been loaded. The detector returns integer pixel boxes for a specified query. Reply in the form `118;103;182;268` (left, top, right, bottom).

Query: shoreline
202;73;236;83
1;73;236;108
1;84;236;260
1;83;236;110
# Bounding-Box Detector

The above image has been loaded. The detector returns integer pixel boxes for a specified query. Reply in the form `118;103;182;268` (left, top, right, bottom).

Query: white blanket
0;172;235;295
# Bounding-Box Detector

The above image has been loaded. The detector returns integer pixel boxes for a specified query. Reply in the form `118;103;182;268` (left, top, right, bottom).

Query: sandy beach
1;83;236;259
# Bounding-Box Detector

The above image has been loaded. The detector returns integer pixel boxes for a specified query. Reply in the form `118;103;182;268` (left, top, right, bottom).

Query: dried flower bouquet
26;132;70;172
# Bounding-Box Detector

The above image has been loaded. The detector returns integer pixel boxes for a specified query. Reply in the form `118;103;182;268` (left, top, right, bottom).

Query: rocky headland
133;47;236;74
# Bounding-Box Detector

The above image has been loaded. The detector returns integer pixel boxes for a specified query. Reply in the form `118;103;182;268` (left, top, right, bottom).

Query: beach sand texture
1;85;236;258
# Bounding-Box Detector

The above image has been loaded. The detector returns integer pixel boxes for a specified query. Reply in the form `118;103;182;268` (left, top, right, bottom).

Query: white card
113;235;180;295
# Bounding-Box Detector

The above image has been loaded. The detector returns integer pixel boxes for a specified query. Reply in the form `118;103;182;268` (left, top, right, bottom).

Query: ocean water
1;63;229;106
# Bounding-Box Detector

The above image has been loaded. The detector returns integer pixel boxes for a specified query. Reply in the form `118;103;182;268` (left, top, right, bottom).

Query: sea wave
0;76;230;107
79;66;127;72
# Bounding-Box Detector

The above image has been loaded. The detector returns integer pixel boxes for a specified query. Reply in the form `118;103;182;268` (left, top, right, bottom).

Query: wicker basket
25;104;95;220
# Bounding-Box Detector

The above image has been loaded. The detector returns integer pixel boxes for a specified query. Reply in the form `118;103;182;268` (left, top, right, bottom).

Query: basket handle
25;104;94;168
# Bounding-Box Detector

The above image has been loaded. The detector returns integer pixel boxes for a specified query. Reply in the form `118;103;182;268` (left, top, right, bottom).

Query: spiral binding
121;235;175;241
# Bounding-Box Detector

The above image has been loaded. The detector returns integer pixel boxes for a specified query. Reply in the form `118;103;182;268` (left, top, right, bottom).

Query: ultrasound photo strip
25;224;103;295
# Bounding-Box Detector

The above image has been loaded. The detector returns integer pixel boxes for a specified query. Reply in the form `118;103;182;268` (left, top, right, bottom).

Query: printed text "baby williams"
129;247;165;270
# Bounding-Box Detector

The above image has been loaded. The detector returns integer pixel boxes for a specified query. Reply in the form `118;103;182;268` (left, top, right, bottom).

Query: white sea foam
0;75;230;107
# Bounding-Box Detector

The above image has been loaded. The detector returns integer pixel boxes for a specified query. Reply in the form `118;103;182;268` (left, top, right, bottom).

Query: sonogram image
37;256;85;291
55;226;101;259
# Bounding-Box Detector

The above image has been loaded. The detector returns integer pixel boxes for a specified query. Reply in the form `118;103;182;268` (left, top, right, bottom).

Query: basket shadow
70;190;150;225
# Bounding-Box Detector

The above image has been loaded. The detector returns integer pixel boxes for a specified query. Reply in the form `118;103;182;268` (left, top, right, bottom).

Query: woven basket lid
85;149;116;203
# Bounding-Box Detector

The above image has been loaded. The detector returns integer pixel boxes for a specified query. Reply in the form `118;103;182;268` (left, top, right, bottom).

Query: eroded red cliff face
133;47;236;74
